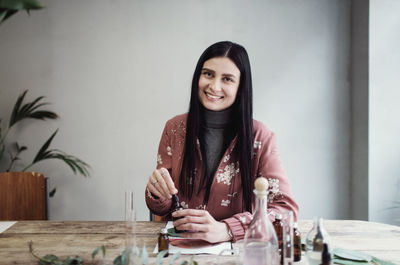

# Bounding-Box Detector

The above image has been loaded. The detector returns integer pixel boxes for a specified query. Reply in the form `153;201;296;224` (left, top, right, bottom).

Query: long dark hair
179;41;254;212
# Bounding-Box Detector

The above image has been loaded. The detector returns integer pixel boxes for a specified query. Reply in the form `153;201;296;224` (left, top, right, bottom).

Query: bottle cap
160;228;168;234
254;177;269;191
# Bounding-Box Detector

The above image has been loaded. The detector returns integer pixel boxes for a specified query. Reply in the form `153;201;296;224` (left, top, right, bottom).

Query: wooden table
0;220;399;264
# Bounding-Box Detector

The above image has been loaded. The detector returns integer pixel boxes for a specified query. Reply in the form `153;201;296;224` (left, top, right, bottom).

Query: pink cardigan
146;114;298;241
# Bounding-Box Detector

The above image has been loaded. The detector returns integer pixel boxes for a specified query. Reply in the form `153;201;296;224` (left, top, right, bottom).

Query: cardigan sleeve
223;126;298;242
258;131;299;221
145;121;173;217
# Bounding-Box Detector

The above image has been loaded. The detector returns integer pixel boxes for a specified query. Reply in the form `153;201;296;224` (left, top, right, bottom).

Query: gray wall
369;0;400;225
0;0;351;221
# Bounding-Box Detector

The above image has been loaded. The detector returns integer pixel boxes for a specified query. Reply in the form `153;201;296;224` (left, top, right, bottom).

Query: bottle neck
254;192;268;215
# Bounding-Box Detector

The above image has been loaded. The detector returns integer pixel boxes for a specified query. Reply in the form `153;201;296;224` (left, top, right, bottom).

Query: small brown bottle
273;213;284;264
171;194;184;232
320;243;332;265
158;228;169;257
293;222;302;261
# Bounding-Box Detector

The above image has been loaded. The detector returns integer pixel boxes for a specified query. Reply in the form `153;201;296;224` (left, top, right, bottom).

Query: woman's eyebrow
222;73;238;79
201;68;215;73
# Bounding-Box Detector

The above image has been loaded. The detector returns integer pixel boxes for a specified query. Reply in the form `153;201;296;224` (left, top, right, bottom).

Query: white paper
0;221;16;234
153;221;232;255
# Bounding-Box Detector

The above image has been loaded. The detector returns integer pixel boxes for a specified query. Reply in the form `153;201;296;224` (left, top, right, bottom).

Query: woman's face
198;57;241;111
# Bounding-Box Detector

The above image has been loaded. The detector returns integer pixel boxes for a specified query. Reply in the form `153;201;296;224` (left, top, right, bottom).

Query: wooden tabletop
0;220;399;264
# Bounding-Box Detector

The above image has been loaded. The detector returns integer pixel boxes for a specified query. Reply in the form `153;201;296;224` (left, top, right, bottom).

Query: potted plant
0;2;90;220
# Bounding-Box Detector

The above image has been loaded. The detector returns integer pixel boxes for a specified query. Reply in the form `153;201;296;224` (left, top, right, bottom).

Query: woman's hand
172;209;232;243
146;167;178;200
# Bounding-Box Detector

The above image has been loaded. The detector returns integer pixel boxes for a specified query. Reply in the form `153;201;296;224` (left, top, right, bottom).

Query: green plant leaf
141;245;148;265
49;188;56;197
156;250;168;265
92;247;100;259
332;258;371;265
333;248;372;262
372;257;397;265
170;252;181;265
8;90;58;128
32;129;58;163
0;8;17;24
9;90;28;128
61;256;82;265
179;261;188;265
0;0;44;10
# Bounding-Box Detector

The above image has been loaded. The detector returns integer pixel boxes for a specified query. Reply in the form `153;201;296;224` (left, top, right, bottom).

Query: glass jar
305;217;331;265
243;178;279;265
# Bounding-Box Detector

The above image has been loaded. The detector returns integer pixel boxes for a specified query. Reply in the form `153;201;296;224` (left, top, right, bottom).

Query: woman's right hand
146;167;178;200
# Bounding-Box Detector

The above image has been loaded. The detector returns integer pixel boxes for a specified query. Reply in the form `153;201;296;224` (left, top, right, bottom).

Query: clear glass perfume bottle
243;177;279;265
305;217;331;265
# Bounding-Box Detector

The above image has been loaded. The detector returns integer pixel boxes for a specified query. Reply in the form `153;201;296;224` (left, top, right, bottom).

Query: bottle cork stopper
254;177;269;191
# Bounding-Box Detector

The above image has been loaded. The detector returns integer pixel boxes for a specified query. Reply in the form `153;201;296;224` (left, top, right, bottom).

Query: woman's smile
198;57;240;111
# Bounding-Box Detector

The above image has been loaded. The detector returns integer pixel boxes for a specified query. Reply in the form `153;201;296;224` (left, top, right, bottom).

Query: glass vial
273;213;284;264
305;217;331;265
171;194;184;232
243;177;279;265
293;222;301;262
158;228;169;257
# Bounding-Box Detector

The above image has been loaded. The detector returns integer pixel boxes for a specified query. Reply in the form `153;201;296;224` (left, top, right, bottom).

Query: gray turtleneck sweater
199;107;236;180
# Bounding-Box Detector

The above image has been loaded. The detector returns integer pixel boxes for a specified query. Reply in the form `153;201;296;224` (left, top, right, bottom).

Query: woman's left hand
172;209;231;243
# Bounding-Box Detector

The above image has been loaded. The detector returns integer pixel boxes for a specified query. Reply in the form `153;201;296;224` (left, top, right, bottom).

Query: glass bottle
171;194;184;232
243;177;279;265
272;213;284;264
158;228;169;257
293;222;301;262
305;218;331;265
320;243;332;265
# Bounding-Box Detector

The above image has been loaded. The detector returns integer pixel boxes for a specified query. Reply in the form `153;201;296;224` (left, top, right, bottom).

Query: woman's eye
202;71;213;77
224;77;233;82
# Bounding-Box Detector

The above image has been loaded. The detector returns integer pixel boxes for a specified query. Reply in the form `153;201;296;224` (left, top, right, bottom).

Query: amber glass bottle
273;213;284;264
293;222;302;261
158;228;169;257
171;194;184;232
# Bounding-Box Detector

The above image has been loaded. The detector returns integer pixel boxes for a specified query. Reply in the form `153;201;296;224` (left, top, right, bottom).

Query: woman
146;41;298;243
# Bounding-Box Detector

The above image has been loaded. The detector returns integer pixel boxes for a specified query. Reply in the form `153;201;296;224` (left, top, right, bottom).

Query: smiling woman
144;41;299;244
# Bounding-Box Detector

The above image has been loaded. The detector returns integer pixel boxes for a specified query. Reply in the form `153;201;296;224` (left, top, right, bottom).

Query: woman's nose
209;79;222;91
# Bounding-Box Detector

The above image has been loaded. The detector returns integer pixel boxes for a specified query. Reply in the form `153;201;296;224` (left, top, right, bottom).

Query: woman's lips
205;91;223;101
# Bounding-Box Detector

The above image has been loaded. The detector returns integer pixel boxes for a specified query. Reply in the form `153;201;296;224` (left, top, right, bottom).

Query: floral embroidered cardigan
146;113;299;242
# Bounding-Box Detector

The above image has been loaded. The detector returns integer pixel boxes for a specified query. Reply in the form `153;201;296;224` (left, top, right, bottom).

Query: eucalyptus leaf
61;256;83;265
135;246;140;257
156;249;168;265
113;255;123;265
333;248;372;262
92;247;101;259
170;252;181;265
372;257;397;265
179;261;189;265
141;245;149;265
332;258;371;265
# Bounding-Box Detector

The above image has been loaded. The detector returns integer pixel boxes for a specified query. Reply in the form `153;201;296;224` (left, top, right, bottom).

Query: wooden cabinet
0;172;47;220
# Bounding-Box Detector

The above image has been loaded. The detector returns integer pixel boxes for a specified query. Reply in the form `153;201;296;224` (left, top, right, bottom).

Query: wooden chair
0;172;48;220
149;211;163;222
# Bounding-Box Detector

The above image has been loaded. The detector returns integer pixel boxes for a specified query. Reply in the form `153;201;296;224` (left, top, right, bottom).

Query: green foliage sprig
0;90;90;196
0;0;44;25
28;242;198;265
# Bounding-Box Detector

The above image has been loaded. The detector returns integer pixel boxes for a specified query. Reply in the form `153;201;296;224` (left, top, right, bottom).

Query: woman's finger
147;181;164;199
173;215;207;227
159;167;178;194
172;209;206;218
154;169;172;199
